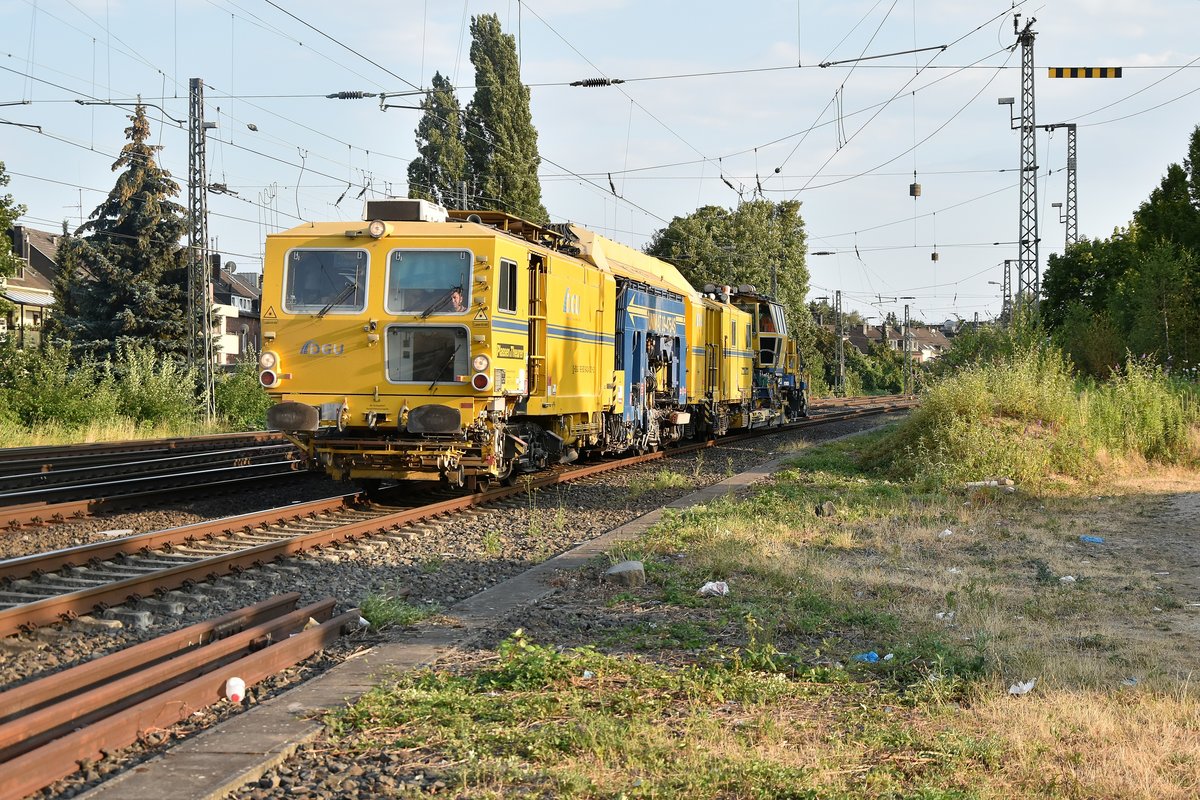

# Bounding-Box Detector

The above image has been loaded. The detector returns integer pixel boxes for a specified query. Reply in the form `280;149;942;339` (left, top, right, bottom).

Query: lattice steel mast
188;77;216;420
1015;17;1039;314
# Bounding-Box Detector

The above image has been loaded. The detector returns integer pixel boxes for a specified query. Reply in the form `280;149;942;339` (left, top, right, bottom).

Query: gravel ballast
3;414;902;799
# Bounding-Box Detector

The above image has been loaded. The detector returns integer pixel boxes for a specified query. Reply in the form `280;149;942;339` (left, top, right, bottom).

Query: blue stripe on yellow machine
259;199;808;489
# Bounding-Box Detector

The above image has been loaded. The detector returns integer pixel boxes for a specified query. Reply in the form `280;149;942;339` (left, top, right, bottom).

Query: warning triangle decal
264;306;278;319
473;309;488;321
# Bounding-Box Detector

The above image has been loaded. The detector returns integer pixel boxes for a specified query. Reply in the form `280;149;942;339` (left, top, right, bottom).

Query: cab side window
498;258;518;313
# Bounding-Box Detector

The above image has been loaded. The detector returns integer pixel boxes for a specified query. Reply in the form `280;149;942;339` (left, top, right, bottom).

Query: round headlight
259;351;278;370
367;219;388;238
471;354;490;372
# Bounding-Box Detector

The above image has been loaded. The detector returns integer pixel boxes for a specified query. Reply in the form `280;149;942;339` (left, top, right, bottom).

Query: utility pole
834;290;845;397
1015;15;1039;316
902;304;910;395
1002;259;1013;325
188;77;216;421
1043;122;1078;250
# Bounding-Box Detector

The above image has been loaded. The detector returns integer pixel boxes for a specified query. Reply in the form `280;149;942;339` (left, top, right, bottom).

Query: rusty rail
0;595;357;800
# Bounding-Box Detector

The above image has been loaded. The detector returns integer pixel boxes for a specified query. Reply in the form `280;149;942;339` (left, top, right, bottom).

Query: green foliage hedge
0;338;271;435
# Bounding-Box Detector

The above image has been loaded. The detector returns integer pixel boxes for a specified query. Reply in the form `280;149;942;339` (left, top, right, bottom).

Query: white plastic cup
225;676;246;703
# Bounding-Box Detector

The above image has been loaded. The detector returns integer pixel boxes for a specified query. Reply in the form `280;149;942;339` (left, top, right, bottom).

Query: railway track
0;396;914;639
0;594;361;800
0;432;304;531
0;396;914;798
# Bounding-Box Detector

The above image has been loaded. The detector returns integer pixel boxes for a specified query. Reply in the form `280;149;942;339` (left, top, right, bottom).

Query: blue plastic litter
853;651;880;663
1079;535;1105;544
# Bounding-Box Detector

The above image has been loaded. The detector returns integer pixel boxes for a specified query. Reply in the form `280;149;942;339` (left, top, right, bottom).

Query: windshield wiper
316;280;359;318
419;285;464;319
428;343;462;391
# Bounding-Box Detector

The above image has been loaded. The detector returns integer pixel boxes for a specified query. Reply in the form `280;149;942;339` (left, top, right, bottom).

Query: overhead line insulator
569;78;624;87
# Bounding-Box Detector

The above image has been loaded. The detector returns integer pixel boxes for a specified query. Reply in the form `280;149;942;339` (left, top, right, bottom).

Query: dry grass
328;432;1200;799
958;689;1200;799
0;417;232;447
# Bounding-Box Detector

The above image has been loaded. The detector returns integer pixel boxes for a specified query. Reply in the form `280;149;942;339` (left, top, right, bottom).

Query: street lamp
997;97;1018;130
1051;202;1066;225
75;98;187;126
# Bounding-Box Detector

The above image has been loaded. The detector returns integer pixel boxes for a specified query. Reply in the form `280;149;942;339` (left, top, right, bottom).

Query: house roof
219;269;261;300
6;225;61;292
2;287;54;307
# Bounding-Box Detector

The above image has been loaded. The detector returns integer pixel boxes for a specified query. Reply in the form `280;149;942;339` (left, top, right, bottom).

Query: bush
1083;358;1196;462
863;347;1088;488
111;343;200;426
215;351;272;429
864;346;1198;489
0;339;119;427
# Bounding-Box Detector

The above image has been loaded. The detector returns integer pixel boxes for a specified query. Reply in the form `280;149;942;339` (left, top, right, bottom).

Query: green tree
0;161;27;317
1133;163;1198;250
50;105;190;360
646;200;809;327
464;13;548;223
1122;242;1198;367
407;72;468;209
1053;303;1124;378
1042;230;1140;331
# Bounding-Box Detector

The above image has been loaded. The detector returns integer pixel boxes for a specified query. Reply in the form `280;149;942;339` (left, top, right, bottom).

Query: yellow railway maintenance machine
260;199;782;490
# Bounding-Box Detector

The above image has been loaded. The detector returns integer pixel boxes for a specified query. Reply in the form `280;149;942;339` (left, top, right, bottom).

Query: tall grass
1082;359;1196;462
865;347;1198;488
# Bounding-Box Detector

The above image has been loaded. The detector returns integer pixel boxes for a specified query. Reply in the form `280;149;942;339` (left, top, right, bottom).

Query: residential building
835;321;952;363
210;255;262;366
3;225;61;348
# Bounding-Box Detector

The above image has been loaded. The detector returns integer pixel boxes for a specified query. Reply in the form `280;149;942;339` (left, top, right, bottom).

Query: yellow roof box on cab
364;198;450;223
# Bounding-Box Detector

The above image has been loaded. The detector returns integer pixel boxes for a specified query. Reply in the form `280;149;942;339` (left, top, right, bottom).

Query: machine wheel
355;478;386;501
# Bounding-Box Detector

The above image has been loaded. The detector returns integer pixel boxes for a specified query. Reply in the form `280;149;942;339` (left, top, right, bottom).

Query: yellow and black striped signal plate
1048;67;1122;78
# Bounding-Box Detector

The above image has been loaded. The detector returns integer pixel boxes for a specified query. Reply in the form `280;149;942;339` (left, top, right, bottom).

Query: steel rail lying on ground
0;594;302;722
0;596;359;800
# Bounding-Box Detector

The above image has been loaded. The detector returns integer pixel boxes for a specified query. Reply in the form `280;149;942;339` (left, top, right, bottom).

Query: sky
1;0;1197;325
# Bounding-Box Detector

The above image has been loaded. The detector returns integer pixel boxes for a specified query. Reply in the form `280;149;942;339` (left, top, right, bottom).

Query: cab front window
387;249;472;315
283;249;367;314
386;325;469;383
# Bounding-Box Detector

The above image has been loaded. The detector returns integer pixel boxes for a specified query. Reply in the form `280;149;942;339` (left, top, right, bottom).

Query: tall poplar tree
52;105;189;360
407;72;468;209
464;13;548;223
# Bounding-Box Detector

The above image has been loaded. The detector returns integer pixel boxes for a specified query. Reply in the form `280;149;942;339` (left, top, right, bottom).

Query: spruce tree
464;13;548;223
407;72;468;209
0;161;27;318
52;104;189;360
